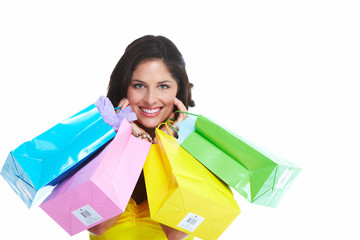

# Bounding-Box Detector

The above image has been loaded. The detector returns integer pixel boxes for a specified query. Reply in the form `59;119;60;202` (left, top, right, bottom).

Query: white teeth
142;108;161;114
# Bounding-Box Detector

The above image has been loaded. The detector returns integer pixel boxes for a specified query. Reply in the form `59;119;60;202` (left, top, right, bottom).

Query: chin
138;119;163;130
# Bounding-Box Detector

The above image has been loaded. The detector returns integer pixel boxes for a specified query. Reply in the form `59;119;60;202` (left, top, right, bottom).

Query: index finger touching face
116;98;130;113
174;98;188;122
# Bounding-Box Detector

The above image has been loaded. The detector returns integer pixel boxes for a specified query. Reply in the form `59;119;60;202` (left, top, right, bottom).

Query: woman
89;35;195;240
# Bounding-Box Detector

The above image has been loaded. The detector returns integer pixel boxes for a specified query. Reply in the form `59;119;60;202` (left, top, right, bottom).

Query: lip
139;107;163;118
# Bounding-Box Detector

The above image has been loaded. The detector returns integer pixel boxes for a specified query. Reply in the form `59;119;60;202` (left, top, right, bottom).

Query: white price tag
72;205;103;226
177;212;205;232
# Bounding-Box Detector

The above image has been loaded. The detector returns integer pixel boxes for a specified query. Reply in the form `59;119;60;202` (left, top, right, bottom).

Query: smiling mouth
139;107;163;117
140;107;161;113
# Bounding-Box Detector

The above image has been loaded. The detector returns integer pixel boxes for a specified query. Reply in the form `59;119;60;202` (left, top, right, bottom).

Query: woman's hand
118;97;188;144
160;224;189;240
117;98;151;142
157;97;188;140
171;97;189;130
116;98;130;114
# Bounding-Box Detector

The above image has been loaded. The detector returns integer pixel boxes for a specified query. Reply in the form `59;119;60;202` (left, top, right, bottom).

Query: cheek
127;89;141;106
162;92;177;112
163;90;177;105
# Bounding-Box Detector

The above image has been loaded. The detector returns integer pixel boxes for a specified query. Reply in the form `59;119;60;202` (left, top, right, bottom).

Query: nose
145;88;158;105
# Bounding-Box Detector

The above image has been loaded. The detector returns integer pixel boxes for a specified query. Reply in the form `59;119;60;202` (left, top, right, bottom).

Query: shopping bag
1;96;135;208
177;114;302;208
144;128;241;240
40;119;151;236
89;198;186;240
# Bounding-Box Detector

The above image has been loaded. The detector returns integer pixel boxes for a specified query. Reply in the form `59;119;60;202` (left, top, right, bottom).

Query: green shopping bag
176;114;301;208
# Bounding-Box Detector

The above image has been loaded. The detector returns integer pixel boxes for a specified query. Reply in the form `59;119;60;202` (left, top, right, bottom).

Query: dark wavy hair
107;35;195;109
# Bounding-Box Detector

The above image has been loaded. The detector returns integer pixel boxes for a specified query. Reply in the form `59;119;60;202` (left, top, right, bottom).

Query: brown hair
107;35;195;109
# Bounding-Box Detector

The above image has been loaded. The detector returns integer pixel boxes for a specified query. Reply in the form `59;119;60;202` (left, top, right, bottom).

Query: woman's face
127;59;178;129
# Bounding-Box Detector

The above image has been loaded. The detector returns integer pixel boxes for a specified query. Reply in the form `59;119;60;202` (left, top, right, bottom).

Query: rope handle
157;120;176;137
166;111;198;134
174;111;198;117
114;106;122;114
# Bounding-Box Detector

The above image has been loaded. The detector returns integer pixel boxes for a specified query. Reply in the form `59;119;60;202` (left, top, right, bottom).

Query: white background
1;1;359;239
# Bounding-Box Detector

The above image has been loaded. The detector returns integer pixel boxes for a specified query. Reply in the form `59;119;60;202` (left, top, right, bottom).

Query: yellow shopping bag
143;128;241;240
89;198;194;240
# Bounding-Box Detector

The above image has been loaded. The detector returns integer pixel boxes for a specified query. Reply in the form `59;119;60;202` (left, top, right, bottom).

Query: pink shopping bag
40;119;151;236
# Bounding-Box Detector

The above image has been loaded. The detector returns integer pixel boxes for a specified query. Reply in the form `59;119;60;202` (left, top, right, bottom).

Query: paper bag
144;129;240;240
178;115;302;208
40;119;151;236
1;104;115;208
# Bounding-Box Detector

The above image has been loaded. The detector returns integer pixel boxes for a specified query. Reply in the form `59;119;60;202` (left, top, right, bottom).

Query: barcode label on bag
72;205;103;226
275;169;293;189
177;212;205;232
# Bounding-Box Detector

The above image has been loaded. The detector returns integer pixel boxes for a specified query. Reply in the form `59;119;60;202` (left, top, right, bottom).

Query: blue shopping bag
0;97;129;208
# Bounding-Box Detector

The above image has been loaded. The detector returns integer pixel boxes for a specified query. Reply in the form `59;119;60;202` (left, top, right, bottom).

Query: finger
116;98;130;113
169;121;179;136
118;98;129;108
174;97;187;112
174;98;188;122
159;122;177;138
167;112;179;132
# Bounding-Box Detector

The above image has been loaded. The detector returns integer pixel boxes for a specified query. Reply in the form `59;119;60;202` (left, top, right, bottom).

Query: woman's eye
159;84;169;90
134;84;144;89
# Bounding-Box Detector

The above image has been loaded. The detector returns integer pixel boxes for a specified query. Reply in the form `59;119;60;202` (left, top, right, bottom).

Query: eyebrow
131;80;145;83
158;80;175;84
131;80;175;84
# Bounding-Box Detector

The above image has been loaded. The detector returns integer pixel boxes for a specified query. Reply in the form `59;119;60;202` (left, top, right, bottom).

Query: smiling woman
128;60;179;131
107;35;195;138
88;35;196;240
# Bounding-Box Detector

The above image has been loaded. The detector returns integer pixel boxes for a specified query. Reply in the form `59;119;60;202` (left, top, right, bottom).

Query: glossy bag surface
1;104;115;208
144;129;240;240
178;115;302;207
40;119;151;236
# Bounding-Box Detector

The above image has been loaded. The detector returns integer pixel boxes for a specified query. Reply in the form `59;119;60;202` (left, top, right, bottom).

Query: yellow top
89;198;194;240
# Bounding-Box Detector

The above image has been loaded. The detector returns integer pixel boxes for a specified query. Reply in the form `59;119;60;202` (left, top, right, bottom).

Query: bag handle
157;119;176;138
166;111;198;134
174;110;198;117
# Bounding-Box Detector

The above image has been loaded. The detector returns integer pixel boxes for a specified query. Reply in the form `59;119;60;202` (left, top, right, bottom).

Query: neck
136;121;156;139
